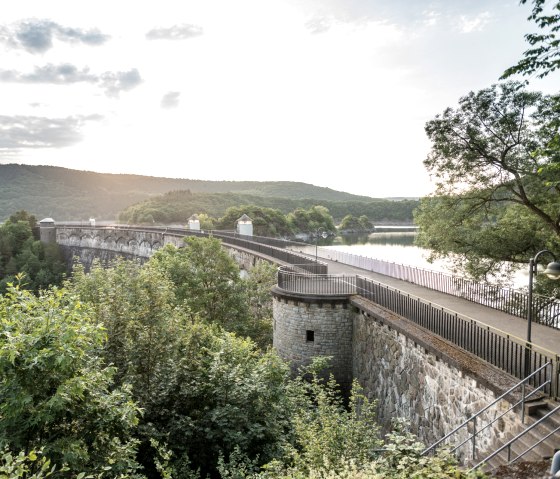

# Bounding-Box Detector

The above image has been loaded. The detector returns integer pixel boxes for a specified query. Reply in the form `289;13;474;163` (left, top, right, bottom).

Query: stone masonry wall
352;304;525;463
273;292;353;391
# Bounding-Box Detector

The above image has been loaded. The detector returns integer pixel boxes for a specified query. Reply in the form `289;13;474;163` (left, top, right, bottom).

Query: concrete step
474;401;560;472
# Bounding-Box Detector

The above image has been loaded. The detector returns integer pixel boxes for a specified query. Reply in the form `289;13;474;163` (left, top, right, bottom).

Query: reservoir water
321;227;528;290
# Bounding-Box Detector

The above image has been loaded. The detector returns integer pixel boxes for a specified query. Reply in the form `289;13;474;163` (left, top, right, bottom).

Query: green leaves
419;83;560;283
0;285;142;476
502;0;560;79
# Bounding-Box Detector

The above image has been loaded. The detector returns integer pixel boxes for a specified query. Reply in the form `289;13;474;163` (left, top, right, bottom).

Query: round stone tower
272;286;354;392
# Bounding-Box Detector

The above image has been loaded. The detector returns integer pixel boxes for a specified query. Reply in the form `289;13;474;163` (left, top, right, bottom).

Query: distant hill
0;164;411;222
119;190;419;224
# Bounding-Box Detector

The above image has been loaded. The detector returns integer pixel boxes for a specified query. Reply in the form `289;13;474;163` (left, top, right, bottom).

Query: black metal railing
316;247;560;330
55;224;560;398
277;266;356;295
355;276;560;398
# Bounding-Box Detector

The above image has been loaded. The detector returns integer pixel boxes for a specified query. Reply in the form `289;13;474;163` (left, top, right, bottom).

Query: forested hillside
119;190;418;225
0;164;408;221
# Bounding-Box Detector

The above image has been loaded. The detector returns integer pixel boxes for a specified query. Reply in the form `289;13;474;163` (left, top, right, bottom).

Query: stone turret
38;218;56;243
236;214;253;236
188;214;201;231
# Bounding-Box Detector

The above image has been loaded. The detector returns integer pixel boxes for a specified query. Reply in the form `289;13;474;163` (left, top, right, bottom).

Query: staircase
423;361;560;473
473;399;560;472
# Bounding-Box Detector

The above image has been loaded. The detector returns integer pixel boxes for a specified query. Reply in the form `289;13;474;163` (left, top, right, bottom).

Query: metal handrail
422;362;552;457
469;403;560;472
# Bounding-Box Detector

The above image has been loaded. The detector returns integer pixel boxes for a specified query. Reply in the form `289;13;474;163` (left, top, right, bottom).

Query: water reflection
323;231;527;289
324;231;442;271
333;232;417;247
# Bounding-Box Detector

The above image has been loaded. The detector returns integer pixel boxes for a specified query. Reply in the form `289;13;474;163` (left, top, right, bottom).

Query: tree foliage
0;283;142;477
0;212;66;293
150;238;250;327
216;206;294;237
502;0;560;79
118;190;417;229
287;206;336;234
416;82;560;280
67;256;291;478
338;215;373;233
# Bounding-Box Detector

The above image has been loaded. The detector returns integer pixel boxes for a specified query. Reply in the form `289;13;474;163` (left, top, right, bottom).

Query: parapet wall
351;297;524;462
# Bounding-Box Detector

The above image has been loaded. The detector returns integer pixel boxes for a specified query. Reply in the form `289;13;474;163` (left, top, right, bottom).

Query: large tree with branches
415;82;560;282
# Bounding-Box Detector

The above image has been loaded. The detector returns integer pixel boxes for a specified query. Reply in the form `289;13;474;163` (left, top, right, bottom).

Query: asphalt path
319;256;560;356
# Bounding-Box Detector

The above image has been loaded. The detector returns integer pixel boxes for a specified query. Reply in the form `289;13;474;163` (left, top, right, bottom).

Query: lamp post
315;227;328;264
524;250;560;377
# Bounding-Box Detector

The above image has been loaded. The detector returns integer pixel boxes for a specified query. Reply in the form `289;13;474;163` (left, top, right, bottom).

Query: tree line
118;190;417;228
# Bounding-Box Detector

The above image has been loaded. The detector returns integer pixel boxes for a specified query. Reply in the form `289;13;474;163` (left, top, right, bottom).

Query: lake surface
321;229;529;290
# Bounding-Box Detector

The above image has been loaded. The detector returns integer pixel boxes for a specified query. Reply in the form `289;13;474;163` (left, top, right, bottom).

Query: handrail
422;362;552;457
313;244;560;330
469;403;560;472
355;276;559;360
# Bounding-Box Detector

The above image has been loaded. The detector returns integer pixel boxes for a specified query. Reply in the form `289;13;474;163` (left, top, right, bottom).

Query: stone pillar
272;287;354;392
38;218;56;243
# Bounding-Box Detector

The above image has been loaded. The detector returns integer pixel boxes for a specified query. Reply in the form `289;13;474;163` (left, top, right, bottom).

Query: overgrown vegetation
0;211;66;293
0;235;484;478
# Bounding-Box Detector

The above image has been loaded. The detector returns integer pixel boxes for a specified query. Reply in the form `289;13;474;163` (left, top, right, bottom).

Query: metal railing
56;223;560;329
316;247;560;330
277;266;356;296
469;403;560;471
355;276;560;398
423;362;553;461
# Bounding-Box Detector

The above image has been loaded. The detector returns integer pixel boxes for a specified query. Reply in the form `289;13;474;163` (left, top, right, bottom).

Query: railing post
472;416;477;461
554;356;560;400
521;382;526;424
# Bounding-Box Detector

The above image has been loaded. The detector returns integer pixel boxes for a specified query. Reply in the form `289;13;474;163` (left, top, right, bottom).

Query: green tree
287;206;336;235
8;211;37;230
242;260;277;349
0;212;66;293
217;206;294;237
68;258;292;478
502;0;560;79
149;238;250;330
338;215;373;232
416;82;560;280
0;283;142;477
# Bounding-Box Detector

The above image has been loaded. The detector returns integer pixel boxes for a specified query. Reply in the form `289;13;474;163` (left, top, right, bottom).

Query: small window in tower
306;330;315;342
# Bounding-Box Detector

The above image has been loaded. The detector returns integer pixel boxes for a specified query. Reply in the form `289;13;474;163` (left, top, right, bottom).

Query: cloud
458;12;491;33
0;19;109;53
0;64;97;84
161;91;181;109
0;64;142;97
146;24;203;40
305;17;333;34
0;114;102;153
100;69;142;97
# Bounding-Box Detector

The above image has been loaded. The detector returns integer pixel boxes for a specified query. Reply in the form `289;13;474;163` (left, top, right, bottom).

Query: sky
0;0;558;199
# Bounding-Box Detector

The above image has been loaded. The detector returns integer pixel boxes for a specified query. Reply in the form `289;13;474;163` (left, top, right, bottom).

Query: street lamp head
543;261;560;280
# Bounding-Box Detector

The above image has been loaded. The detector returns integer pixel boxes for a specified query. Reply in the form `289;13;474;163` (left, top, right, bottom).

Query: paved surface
318;256;560;356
